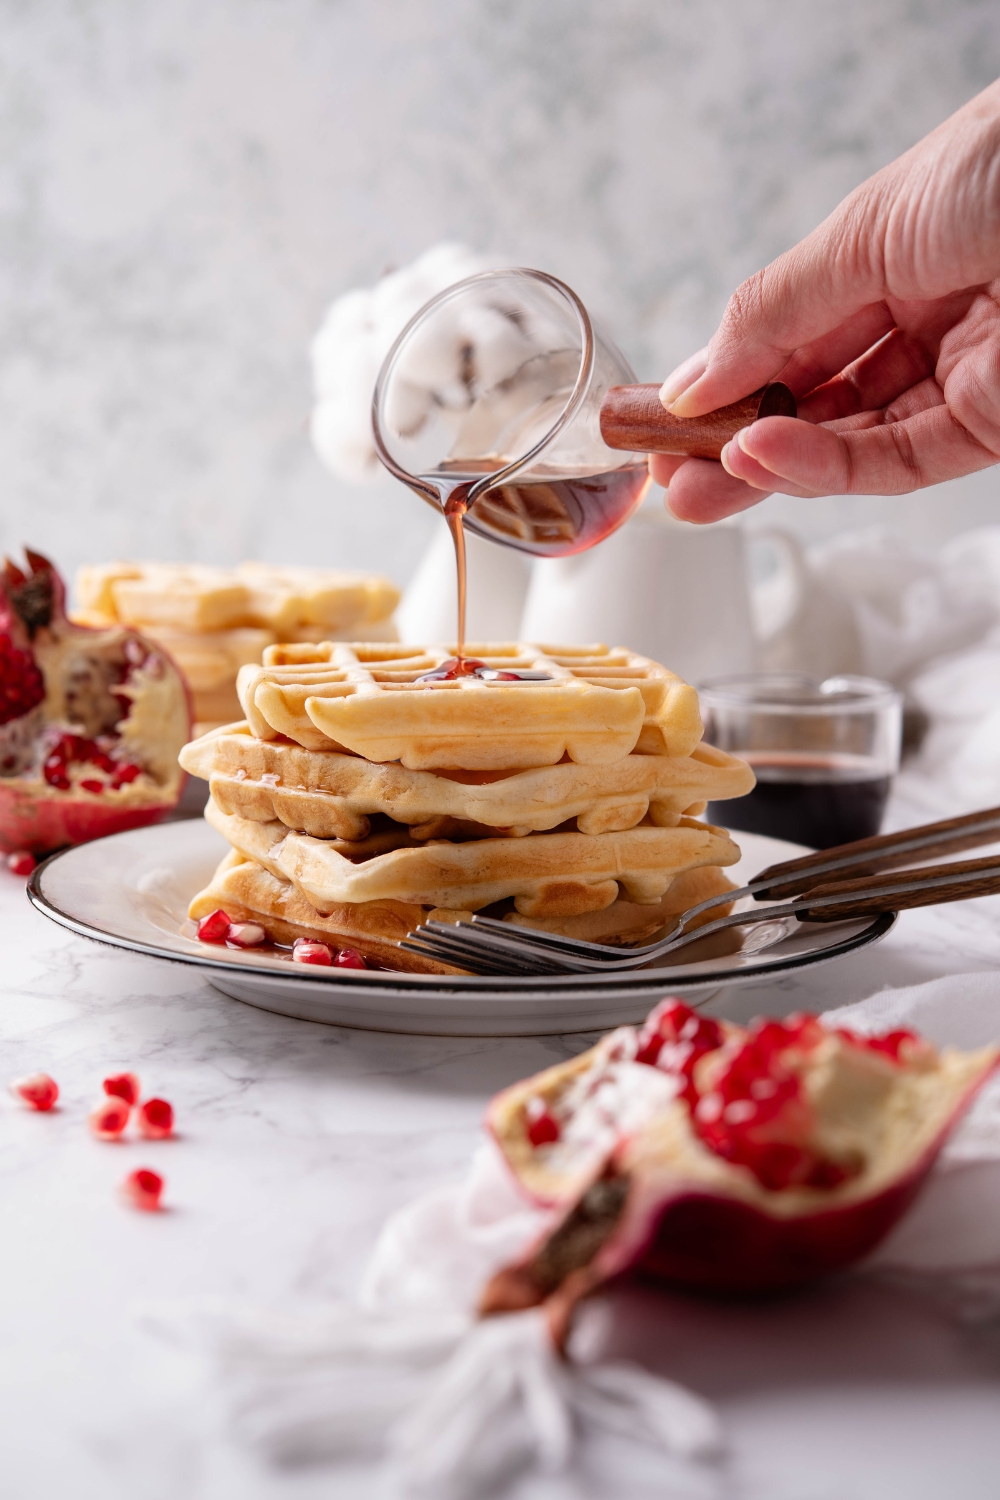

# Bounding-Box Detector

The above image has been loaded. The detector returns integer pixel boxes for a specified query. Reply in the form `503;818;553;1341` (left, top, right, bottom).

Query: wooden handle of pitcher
599;381;797;459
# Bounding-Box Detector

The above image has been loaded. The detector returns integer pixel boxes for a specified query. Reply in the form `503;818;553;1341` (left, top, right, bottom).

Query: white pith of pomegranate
0;551;191;852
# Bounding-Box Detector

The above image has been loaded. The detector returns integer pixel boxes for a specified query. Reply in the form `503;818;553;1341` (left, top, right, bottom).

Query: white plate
28;819;895;1036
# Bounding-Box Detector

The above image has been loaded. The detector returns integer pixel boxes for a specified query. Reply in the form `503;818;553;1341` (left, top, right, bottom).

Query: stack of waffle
181;642;755;975
74;563;400;735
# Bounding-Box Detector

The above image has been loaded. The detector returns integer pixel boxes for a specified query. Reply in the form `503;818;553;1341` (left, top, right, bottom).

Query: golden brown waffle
188;851;738;971
76;562;400;635
501;864;738;944
180;723;754;839
236;642;702;768
188;850;464;975
206;798;739;917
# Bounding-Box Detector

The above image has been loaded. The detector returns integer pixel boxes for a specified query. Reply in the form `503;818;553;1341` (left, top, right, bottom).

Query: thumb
667;187;888;418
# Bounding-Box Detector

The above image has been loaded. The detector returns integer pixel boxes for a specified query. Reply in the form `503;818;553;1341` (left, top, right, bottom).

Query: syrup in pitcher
423;459;650;659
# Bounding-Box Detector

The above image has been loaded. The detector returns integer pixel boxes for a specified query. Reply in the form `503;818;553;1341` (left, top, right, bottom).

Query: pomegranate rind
0;782;180;855
486;1043;999;1303
0;554;192;853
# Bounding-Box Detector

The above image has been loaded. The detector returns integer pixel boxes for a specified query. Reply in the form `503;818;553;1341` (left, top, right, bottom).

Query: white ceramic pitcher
398;504;757;682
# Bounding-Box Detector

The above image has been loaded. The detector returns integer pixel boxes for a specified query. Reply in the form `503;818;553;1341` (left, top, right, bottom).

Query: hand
651;79;1000;523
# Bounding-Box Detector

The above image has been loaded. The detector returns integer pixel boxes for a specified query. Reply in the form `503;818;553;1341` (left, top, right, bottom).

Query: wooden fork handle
798;856;1000;922
753;805;1000;899
599;382;796;458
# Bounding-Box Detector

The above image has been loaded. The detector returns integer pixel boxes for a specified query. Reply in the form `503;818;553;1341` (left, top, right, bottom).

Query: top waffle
236;642;702;770
76;562;400;636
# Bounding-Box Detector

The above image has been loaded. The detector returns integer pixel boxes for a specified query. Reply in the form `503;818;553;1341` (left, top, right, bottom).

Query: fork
400;804;1000;976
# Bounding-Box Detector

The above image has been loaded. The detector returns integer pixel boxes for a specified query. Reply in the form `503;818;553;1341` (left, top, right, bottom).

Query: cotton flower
310;243;499;484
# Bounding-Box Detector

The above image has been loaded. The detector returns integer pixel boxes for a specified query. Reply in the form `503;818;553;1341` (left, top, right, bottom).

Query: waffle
188;851;737;971
180;722;754;839
76;562;400;635
205;798;739;917
236;643;702;769
502;864;738;944
188;850;464;975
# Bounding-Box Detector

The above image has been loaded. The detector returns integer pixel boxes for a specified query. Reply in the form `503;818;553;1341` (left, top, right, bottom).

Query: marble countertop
4;810;1000;1500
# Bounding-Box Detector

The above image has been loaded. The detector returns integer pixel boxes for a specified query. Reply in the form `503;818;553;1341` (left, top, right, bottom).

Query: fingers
666;201;886;416
647;453;687;488
799;327;936;422
776;302;895;399
663;458;775;524
721;407;997;497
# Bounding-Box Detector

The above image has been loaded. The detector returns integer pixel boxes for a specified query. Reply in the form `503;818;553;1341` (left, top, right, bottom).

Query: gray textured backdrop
2;0;999;585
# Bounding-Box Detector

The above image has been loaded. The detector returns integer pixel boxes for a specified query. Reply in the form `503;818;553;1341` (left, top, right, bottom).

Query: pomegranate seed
137;1097;174;1139
334;948;367;969
225;921;266;949
9;1071;58;1110
89;1096;130;1138
111;761;142;787
292;939;333;966
197;909;232;944
42;757;70;790
103;1071;140;1106
525;1096;561;1146
79;778;104;794
120;1167;164;1211
7;850;35;876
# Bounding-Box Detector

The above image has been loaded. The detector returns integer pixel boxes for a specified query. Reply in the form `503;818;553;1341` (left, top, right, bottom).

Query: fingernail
659;349;709;411
720;427;751;476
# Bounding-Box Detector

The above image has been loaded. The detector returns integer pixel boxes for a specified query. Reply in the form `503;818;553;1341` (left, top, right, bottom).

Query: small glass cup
699;673;903;850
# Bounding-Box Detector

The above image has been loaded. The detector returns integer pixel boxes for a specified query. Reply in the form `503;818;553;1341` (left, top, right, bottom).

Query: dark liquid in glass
425;461;650;655
707;752;891;850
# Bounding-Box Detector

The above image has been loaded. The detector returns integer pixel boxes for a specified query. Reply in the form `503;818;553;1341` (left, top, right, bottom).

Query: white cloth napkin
144;972;1000;1498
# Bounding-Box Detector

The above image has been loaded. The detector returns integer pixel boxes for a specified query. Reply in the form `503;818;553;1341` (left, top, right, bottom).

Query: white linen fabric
145;971;1000;1498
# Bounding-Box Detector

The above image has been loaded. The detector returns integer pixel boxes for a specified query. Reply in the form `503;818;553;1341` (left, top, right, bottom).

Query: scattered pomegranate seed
79;778;104;794
6;850;35;876
525;1095;561;1146
137;1097;174;1139
225;921;266;949
334;948;367;969
292;939;333;966
103;1071;140;1106
120;1167;164;1211
9;1071;58;1110
197;909;232;943
89;1095;131;1139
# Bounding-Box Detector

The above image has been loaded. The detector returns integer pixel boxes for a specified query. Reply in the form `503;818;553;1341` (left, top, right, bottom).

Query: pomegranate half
482;1001;998;1327
0;550;191;853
